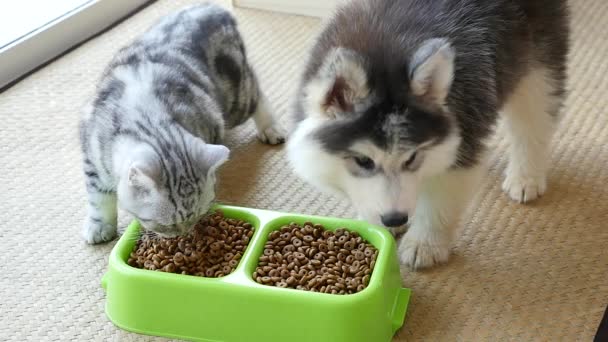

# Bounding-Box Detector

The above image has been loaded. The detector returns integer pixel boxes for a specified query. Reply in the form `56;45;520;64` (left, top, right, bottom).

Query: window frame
0;0;151;90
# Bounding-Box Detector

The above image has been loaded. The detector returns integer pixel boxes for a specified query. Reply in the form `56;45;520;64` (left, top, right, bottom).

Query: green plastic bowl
102;205;410;342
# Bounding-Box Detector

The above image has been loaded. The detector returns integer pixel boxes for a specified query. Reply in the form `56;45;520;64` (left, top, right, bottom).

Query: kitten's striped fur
80;4;284;244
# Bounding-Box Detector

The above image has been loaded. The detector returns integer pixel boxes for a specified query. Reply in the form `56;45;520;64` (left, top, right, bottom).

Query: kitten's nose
380;212;408;227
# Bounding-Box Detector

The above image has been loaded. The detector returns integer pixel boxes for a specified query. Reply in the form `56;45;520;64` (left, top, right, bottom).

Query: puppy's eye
353;156;375;171
403;151;418;170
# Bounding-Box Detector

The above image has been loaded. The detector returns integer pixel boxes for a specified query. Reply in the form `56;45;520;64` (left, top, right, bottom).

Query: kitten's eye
353;156;376;171
403;151;418;170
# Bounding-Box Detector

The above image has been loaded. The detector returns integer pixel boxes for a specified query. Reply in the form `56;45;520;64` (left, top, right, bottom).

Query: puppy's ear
409;38;455;106
304;48;369;119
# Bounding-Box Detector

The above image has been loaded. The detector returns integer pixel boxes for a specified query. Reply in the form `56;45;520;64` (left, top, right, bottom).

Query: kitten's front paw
502;171;546;203
257;123;286;145
398;233;450;270
82;217;117;244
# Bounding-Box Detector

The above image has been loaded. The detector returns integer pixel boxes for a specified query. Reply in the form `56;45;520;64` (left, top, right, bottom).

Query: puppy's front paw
257;123;286;145
502;171;546;203
398;233;450;270
387;225;407;237
82;217;117;244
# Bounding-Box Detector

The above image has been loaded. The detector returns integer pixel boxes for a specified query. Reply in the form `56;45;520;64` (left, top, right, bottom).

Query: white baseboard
234;0;340;17
0;0;151;90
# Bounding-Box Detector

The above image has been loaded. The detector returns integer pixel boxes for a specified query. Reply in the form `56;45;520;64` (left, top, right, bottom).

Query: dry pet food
253;222;378;295
128;210;253;277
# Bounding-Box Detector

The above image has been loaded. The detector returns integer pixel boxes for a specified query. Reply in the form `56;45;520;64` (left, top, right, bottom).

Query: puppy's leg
501;67;563;203
82;189;117;244
252;93;286;145
398;165;482;269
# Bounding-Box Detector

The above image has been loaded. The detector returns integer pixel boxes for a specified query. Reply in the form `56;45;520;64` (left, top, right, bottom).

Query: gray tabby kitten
79;4;285;244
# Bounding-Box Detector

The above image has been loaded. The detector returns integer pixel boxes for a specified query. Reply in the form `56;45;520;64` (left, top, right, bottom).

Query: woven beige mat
0;0;606;340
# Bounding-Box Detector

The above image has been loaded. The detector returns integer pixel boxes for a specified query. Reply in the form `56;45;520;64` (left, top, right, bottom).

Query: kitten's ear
202;144;230;175
409;38;455;106
128;163;160;197
305;47;369;119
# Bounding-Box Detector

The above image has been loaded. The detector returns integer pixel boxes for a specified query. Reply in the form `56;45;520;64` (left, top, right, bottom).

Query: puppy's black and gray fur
287;0;569;268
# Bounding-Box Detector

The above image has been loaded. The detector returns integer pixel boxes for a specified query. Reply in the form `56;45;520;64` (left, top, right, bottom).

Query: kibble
253;222;378;295
127;210;253;277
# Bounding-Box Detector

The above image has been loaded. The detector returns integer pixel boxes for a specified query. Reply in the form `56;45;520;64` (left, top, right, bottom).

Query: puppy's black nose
381;212;408;227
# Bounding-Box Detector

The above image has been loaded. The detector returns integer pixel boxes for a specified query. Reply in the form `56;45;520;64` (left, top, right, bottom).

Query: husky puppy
287;0;569;268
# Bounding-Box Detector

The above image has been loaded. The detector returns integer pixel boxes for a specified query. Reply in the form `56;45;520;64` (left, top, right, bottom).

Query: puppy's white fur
501;67;559;203
398;164;484;268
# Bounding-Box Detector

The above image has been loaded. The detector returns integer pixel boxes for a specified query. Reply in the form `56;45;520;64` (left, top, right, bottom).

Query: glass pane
0;0;93;48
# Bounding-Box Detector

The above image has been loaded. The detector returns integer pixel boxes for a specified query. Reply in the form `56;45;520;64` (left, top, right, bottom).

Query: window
0;0;150;90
